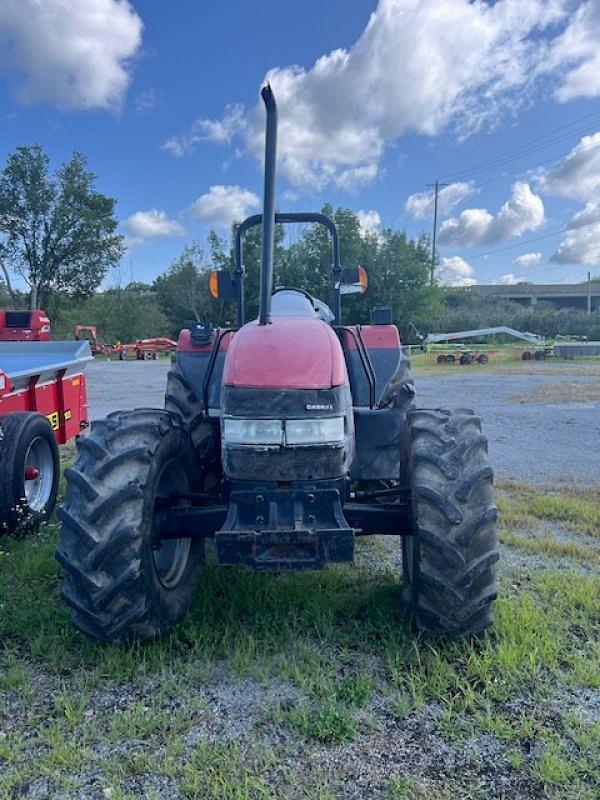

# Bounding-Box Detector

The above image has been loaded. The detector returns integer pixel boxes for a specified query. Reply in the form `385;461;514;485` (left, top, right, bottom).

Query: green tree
154;244;225;335
50;283;171;343
0;145;124;309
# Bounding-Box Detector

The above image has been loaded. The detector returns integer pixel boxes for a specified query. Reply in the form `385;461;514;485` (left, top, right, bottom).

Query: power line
460;212;600;262
475;136;600;188
441;122;600;181
440;107;600;181
474;243;600;285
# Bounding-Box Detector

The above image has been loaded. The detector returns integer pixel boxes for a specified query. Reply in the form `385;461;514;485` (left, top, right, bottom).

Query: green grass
0;483;599;798
498;480;600;537
411;352;600;376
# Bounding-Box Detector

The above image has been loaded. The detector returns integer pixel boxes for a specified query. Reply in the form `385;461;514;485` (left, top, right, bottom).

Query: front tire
56;409;204;642
402;408;499;637
0;412;60;535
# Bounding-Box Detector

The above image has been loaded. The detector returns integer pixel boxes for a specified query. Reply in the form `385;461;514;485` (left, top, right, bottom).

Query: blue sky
1;0;600;289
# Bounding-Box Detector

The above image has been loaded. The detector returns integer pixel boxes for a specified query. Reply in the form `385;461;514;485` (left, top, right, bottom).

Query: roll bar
234;211;343;326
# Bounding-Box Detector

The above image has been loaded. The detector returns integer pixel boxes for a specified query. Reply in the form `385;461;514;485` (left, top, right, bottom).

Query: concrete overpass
471;282;600;312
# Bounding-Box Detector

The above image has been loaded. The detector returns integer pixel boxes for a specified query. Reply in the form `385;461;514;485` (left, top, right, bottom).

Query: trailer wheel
56;409;205;642
0;412;60;535
436;354;446;365
477;353;489;365
402;408;499;637
459;354;472;365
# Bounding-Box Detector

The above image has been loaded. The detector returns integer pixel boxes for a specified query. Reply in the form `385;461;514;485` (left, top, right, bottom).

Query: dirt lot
0;358;598;799
86;358;600;485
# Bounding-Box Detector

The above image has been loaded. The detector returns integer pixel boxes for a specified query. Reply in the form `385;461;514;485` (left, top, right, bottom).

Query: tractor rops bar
234;212;343;325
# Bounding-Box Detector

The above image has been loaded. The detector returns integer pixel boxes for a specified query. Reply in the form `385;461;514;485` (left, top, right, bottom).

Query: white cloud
552;201;600;264
124;209;185;240
497;273;521;285
357;210;381;235
0;0;142;110
437;256;477;287
134;88;160;112
405;182;475;220
539;131;600;200
513;252;542;267
549;0;600;101
163;104;246;156
166;0;588;190
438;182;544;247
190;185;260;229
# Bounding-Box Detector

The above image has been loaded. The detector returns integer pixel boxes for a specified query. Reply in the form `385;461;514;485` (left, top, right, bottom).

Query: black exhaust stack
258;84;277;326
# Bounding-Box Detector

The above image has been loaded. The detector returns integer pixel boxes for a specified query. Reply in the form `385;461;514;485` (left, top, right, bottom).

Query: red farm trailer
0;310;92;533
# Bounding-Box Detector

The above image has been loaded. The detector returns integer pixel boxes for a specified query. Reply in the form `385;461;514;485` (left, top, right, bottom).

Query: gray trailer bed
0;341;93;384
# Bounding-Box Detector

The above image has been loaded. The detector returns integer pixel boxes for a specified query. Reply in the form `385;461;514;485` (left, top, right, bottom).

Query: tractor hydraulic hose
259;84;277;326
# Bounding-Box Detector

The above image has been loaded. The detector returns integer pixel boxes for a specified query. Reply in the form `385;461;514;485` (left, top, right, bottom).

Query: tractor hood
222;317;348;390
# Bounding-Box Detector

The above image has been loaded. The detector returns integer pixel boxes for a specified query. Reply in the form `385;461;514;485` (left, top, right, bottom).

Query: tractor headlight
222;417;346;446
285;417;345;445
223;418;283;446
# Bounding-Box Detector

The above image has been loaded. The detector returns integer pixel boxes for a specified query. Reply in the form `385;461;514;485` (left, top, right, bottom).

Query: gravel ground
85;359;600;485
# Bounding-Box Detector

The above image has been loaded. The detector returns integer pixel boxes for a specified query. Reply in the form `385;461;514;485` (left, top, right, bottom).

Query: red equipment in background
0;310;92;533
73;324;176;360
0;310;51;341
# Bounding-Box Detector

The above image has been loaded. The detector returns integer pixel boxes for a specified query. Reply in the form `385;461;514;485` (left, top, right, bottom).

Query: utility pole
426;179;448;286
587;270;592;316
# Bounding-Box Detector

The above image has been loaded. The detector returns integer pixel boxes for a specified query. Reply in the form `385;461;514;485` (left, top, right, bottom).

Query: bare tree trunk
0;261;18;303
29;284;38;310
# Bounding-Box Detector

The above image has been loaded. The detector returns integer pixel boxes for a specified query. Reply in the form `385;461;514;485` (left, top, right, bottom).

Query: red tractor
57;87;498;643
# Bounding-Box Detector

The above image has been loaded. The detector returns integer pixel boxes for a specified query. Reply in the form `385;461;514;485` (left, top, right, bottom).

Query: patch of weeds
388;775;423;799
177;741;278;800
531;742;578;787
286;700;357;744
506;379;600;405
334;671;373;707
501;529;599;565
53;683;89;728
506;749;523;770
498;481;600;537
391;692;413;718
108;700;197;743
436;700;474;741
0;650;31;696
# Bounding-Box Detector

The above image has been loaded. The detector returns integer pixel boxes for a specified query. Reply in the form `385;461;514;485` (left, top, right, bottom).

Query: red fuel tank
222;317;348;390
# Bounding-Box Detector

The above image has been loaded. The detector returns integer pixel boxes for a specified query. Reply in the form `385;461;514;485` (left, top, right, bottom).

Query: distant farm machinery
73;325;176;360
412;325;551;366
435;349;490;366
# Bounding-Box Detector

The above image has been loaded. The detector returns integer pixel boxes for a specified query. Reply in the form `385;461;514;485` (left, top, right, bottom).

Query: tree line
1;144;598;344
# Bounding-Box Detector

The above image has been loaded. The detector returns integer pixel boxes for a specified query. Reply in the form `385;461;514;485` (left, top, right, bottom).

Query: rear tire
56;409;205;643
402;408;499;637
0;413;60;535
